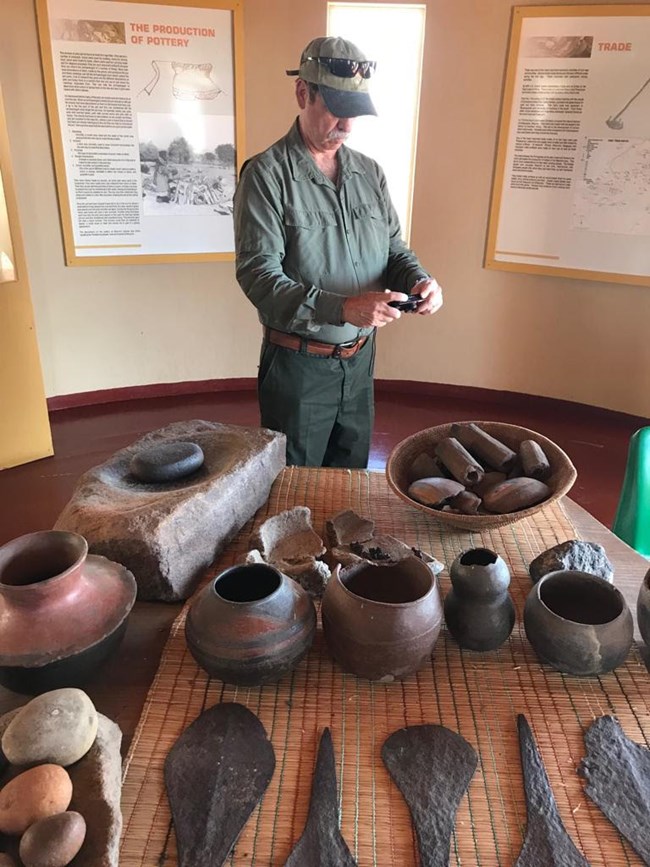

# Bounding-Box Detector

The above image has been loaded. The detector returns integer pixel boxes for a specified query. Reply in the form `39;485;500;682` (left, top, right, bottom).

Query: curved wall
1;0;649;415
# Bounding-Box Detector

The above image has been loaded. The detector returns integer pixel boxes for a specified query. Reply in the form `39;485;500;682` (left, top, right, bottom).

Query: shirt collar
286;118;366;185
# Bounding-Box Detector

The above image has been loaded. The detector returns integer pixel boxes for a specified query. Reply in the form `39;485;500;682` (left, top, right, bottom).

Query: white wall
1;0;649;416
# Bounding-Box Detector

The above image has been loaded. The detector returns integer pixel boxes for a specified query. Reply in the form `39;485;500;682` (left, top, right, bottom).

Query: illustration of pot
139;60;224;101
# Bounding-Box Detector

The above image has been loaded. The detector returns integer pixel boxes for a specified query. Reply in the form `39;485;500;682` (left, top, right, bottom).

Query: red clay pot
185;563;316;686
321;557;443;681
0;530;137;693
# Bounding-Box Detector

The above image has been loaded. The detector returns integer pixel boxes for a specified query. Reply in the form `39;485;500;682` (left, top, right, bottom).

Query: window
327;3;426;241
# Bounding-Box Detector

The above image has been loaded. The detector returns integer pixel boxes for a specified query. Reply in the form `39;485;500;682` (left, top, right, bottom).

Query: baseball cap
286;36;377;118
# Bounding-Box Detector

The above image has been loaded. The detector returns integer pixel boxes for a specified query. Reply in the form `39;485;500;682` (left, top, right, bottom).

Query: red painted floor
0;388;646;545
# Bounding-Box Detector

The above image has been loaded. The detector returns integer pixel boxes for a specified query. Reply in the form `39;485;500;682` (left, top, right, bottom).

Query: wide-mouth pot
336;560;435;607
212;564;283;604
533;570;626;626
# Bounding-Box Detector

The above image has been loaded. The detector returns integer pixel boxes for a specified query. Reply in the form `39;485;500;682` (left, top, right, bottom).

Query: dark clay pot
445;548;515;651
0;530;137;694
185;563;316;686
524;570;633;676
638;567;650;648
321;557;443;681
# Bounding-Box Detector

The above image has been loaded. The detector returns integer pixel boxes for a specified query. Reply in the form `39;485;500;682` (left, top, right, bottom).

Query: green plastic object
612;427;650;556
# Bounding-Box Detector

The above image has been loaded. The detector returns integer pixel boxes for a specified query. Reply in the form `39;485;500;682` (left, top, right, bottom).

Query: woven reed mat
120;467;649;867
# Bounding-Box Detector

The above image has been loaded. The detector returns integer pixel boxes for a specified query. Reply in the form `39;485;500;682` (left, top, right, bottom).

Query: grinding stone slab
381;724;478;867
285;728;357;866
164;702;275;867
579;715;650;864
515;715;589;866
55;420;286;600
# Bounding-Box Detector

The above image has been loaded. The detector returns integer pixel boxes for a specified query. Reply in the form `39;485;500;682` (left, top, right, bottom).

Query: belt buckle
333;337;359;358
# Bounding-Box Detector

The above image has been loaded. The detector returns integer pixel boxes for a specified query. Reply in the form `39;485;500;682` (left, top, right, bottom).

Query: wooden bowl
386;421;577;531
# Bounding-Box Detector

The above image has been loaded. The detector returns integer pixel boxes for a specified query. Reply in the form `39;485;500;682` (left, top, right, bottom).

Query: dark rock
19;811;86;867
55;421;286;601
164;702;275;867
285;728;356;866
514;715;589;866
381;724;477;867
579;715;650;864
529;540;614;584
130;441;204;483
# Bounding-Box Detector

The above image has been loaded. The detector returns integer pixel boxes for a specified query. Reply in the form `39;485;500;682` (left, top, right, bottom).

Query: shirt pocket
351;201;385;222
284;206;338;229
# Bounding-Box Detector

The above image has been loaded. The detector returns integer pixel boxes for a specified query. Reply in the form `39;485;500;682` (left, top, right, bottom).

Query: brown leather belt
264;327;369;359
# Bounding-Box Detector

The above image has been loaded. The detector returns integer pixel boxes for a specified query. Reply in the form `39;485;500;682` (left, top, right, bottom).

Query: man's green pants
258;335;375;468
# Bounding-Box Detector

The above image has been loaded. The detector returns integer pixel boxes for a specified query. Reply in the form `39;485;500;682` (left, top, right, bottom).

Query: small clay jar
185;563;316;686
445;548;515;651
524;570;633;676
321;557;443;681
638;566;650;647
0;530;137;693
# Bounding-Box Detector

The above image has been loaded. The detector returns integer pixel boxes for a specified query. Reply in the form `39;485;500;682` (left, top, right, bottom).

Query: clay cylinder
519;440;551;481
321;558;442;681
435;437;484;486
450;423;517;472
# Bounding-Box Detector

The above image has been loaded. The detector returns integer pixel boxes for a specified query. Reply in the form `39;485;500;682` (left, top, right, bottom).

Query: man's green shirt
234;120;429;344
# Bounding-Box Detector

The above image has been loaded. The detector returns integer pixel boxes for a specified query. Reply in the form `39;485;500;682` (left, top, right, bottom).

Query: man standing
234;36;443;468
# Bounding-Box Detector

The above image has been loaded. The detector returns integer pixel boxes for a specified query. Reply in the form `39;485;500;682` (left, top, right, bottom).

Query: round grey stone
1;688;98;768
529;540;614;584
130;441;204;483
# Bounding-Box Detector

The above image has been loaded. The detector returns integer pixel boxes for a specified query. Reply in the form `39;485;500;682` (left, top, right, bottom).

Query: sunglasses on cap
305;56;376;79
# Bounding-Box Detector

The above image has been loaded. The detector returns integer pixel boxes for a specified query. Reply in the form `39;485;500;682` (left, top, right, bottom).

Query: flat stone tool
381;724;478;867
515;714;590;866
580;714;650;865
285;727;357;866
164;702;275;867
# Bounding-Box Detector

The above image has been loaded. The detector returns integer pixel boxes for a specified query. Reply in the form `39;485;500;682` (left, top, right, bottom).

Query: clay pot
0;531;137;694
321;557;442;681
638;567;650;647
185;563;316;686
445;548;515;651
524;570;633;676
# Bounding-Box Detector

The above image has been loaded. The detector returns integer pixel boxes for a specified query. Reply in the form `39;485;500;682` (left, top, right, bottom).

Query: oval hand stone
130;441;205;483
2;688;98;768
0;764;72;835
19;811;86;867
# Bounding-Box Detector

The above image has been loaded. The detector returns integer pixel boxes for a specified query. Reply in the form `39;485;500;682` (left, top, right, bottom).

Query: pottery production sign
36;0;244;265
486;5;650;287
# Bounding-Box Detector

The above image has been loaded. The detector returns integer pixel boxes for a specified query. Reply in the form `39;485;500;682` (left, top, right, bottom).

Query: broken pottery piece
579;715;650;864
164;703;275;867
257;507;325;563
381;724;478;867
249;507;330;596
331;530;444;575
514;715;589;867
284;728;356;867
55;421;286;601
325;509;375;547
528;540;614;584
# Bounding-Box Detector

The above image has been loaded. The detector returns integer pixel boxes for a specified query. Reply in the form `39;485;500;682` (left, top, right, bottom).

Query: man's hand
411;278;444;315
342;291;409;328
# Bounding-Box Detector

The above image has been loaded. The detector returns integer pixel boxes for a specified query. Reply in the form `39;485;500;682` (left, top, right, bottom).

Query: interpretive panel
486;5;650;286
36;0;244;265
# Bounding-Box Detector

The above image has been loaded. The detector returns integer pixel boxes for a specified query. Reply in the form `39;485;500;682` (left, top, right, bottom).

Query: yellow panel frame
35;0;246;267
485;4;650;287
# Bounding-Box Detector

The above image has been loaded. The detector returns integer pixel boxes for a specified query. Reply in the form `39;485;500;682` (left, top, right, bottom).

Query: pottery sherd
2;689;98;768
0;764;72;836
19;811;86;867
